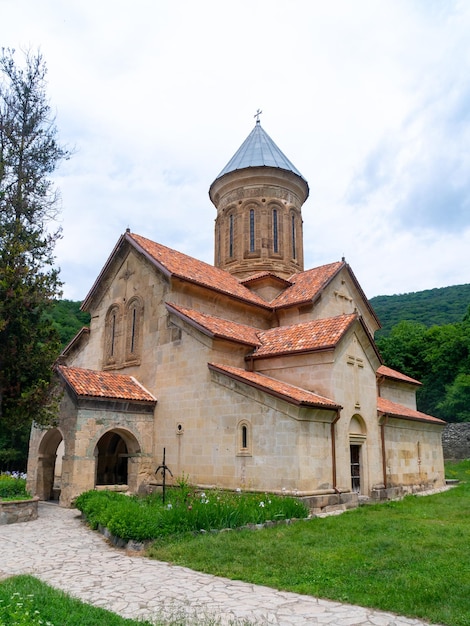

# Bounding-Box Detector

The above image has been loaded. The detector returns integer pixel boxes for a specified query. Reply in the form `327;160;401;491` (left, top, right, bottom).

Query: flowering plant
76;484;309;542
0;472;30;501
0;592;53;626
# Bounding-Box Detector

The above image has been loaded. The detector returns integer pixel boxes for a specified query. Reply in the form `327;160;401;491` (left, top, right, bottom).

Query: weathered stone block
0;498;39;525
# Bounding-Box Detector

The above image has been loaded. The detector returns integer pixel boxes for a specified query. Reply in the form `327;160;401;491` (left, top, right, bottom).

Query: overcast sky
2;0;469;301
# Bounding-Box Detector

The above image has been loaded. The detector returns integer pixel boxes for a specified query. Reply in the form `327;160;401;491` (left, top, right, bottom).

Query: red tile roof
251;314;357;359
377;365;422;386
129;233;269;309
270;262;344;308
377;397;445;425
57;365;156;403
208;363;340;409
166;303;261;347
240;272;293;288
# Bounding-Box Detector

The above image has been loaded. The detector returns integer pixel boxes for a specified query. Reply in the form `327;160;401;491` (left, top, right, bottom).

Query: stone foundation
0;497;39;525
370;482;439;501
299;491;359;514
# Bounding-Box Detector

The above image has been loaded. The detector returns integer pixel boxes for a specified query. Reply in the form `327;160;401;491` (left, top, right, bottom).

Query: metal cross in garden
155;447;173;504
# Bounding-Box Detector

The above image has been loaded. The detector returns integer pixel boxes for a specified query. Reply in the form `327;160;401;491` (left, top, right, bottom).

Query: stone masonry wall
0;498;39;525
442;423;470;460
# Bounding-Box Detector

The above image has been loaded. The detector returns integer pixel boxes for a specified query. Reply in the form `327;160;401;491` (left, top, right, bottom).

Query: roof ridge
377;396;445;425
128;232;271;310
377;365;422;386
56;365;157;403
209;362;340;409
166;302;262;347
251;313;358;359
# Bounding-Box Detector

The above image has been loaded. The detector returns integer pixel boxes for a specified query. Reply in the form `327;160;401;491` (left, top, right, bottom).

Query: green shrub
75;487;309;542
74;490;128;529
0;473;30;500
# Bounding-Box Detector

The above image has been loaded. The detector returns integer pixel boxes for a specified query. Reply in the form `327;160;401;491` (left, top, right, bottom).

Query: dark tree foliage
45;299;90;347
375;320;428;381
376;309;470;423
0;49;69;469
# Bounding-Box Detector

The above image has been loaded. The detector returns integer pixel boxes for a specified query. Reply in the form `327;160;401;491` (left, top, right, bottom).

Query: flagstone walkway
0;502;442;625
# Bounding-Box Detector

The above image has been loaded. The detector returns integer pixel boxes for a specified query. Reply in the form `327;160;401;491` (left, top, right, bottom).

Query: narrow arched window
242;424;248;449
110;312;117;356
249;209;255;252
273;208;278;253
291;213;296;260
104;304;122;367
130;307;137;353
229;214;234;258
237;420;252;456
125;297;143;363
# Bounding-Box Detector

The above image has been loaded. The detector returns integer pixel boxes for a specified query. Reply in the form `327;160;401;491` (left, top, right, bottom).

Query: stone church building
27;120;446;509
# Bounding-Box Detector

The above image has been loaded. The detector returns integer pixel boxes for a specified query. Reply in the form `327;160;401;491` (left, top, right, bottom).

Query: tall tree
376;320;428;381
376;312;470;422
0;49;69;469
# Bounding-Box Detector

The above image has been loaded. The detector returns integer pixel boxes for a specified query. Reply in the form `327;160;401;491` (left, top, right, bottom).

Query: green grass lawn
2;462;469;626
0;575;154;626
147;460;470;626
0;576;250;626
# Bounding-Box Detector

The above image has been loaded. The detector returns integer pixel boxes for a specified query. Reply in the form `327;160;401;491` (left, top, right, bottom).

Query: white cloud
1;0;469;300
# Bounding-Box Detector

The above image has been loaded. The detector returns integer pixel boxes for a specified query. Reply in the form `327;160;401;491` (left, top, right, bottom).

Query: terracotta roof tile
377;365;422;386
240;272;293;287
129;233;269;309
57;365;156;403
251;314;357;359
166;303;261;347
208;363;340;409
377;396;445;425
270;262;344;308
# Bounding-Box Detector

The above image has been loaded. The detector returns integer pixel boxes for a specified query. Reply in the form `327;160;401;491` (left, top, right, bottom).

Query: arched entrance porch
94;428;141;491
35;428;64;501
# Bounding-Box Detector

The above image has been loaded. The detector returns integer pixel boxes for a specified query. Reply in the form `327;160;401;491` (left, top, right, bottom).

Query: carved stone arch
349;414;367;442
35;427;65;501
104;303;124;367
125;295;144;363
94;427;141;492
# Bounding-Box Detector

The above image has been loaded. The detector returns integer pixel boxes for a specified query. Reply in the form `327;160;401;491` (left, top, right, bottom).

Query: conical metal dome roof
214;120;306;182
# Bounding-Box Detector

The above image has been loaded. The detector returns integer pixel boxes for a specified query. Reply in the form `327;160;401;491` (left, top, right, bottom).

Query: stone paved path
0;503;442;626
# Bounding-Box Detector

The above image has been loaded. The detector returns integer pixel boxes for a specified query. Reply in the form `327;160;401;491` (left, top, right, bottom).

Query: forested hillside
371;284;470;423
47;300;90;347
52;284;470;348
370;283;470;336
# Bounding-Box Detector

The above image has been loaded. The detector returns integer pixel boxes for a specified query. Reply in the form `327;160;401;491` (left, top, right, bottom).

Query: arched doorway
95;429;140;487
348;414;367;494
36;428;64;501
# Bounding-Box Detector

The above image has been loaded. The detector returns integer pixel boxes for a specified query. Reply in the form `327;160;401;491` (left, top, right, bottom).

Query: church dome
210;119;309;280
213;119;308;186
